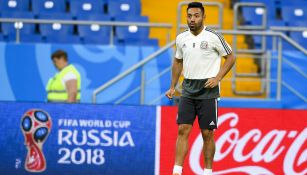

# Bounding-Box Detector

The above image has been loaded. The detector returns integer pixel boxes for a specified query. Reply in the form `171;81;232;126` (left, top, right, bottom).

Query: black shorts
177;96;218;130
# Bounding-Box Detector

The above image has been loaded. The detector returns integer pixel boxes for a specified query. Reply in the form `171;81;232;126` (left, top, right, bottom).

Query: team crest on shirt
200;41;208;49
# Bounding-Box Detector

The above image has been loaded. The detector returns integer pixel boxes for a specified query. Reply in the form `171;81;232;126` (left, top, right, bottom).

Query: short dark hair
187;2;205;15
51;50;68;61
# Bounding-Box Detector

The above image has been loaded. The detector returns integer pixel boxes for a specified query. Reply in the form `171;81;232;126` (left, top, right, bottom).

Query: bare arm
65;79;78;103
166;58;183;99
205;53;236;88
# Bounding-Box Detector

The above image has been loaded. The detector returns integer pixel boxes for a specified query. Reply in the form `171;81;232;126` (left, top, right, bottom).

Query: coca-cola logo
189;112;307;175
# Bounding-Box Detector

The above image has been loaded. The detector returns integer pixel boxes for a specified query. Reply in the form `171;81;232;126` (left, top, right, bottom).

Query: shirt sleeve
62;71;77;84
214;34;232;57
175;37;183;59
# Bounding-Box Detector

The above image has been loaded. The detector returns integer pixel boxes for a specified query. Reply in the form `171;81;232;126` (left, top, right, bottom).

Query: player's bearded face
187;8;204;32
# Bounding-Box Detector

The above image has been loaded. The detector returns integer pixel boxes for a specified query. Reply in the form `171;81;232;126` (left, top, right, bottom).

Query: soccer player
165;2;235;175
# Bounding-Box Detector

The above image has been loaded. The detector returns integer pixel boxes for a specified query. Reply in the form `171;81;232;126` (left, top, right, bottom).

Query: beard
188;21;203;32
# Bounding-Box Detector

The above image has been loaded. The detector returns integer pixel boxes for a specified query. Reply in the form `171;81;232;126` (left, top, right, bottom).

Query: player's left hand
204;77;219;88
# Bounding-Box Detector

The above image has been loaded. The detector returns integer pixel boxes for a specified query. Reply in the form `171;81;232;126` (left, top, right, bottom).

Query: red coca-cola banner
159;107;307;175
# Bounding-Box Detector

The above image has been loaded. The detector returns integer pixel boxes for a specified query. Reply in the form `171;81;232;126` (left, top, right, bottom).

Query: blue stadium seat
278;0;307;7
240;0;276;15
0;0;29;11
287;21;307;27
267;20;286;27
114;16;157;45
108;0;141;18
114;37;158;46
32;0;66;16
39;13;80;44
1;11;35;36
0;33;4;42
242;7;275;26
281;6;307;23
44;35;81;44
39;13;74;36
115;16;149;39
6;34;43;43
77;14;111;44
290;31;307;46
70;0;106;18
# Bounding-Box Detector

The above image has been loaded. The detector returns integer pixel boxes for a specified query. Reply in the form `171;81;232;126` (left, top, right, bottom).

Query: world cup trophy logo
21;109;52;172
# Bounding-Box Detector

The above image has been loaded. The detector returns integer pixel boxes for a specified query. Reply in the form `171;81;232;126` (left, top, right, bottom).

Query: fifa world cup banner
0;102;157;175
159;107;307;175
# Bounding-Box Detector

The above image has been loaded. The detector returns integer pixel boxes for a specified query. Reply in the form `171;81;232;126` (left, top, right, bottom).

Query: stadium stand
0;0;305;107
141;0;265;98
0;0;155;44
0;3;306;175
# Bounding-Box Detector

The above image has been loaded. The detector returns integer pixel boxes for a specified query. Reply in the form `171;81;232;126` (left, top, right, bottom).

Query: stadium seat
1;11;35;36
114;37;158;46
242;7;263;26
32;0;66;16
242;7;275;26
267;20;286;27
77;14;111;44
278;0;307;7
108;0;141;18
281;6;307;23
44;34;81;44
290;31;307;46
287;21;307;27
115;16;149;39
240;0;277;26
0;33;4;42
240;0;276;14
39;13;80;44
0;0;29;11
39;13;74;36
6;34;43;43
70;0;106;18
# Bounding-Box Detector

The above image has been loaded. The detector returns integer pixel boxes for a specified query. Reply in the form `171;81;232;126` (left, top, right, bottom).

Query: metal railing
270;26;307;51
108;1;225;105
176;1;223;34
1;2;305;105
92;30;307;104
233;2;268;95
92;41;175;103
0;18;173;44
270;26;307;32
114;66;172;105
90;1;306;104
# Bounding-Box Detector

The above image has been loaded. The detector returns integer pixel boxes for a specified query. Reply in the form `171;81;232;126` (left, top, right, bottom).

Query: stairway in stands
141;0;264;98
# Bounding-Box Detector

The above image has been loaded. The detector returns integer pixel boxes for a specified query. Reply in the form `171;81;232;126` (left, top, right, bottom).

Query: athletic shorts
177;96;218;130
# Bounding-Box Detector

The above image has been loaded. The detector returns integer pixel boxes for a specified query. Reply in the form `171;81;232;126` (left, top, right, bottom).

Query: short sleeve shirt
175;27;232;99
175;27;232;79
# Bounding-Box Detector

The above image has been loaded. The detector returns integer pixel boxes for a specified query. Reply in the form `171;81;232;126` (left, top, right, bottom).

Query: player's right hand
165;88;176;99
